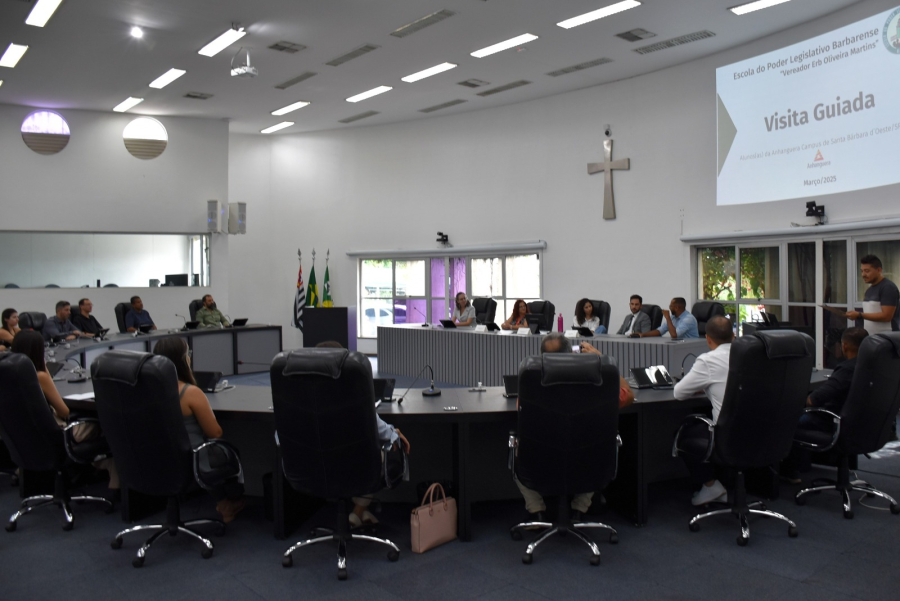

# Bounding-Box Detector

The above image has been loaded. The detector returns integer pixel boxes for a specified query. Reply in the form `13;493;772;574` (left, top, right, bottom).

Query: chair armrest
63;417;100;432
508;431;517;472
192;439;244;490
671;414;715;461
793;408;841;451
63;418;108;463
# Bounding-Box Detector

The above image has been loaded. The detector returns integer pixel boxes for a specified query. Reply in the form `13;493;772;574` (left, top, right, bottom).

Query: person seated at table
71;298;104;336
501;299;530;330
196;294;230;328
44;300;90;342
513;333;634;524
451;292;476;327
672;315;732;505
11;330;119;495
632;297;699;339
125;296;156;332
573;298;606;334
0;308;20;350
152;337;245;523
616;295;652;336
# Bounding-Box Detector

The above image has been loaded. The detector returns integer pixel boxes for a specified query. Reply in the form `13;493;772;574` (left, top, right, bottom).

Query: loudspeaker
207;200;227;233
228;202;246;234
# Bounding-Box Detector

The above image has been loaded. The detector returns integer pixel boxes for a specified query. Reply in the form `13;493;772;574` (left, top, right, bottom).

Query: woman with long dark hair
502;299;529;330
573;298;602;333
1;308;20;349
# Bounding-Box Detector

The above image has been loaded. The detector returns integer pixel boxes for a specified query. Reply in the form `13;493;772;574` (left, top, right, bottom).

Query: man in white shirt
673;315;733;505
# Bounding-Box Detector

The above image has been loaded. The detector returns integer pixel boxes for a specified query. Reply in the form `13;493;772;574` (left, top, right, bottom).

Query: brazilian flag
306;265;319;307
322;265;333;307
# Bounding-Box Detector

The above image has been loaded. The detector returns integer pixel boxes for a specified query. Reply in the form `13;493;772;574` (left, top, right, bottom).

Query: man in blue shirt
125;296;156;332
44;300;89;341
632;297;699;339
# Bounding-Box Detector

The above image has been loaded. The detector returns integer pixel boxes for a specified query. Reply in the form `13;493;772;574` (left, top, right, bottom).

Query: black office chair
271;348;401;580
91;350;231;567
18;311;47;334
45;284;60;288
4;283;19;288
471;298;498;325
692;301;726;336
794;332;900;518
509;354;621;565
588;300;611;331
0;353;113;532
640;304;664;330
526;300;556;331
103;283;118;288
673;330;813;545
114;302;130;333
189;299;203;322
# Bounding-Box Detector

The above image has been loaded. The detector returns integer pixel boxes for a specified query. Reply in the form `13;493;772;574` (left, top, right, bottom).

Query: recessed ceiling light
271;101;310;116
25;0;64;28
113;97;144;113
0;80;4;88
198;26;247;57
401;62;458;83
471;34;538;58
149;68;186;89
0;44;29;69
557;1;642;29
130;26;144;39
346;86;392;103
729;0;791;15
261;121;294;134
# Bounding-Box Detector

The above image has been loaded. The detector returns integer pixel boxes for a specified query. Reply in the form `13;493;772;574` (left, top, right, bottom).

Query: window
21;110;71;155
123;117;168;159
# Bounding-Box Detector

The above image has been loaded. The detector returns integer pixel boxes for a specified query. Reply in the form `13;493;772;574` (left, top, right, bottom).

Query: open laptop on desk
439;319;456;328
631;365;675;389
373;378;396;402
502;375;518;398
231;318;248;327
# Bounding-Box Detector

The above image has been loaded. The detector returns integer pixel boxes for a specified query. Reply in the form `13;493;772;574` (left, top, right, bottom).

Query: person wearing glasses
451;292;476;327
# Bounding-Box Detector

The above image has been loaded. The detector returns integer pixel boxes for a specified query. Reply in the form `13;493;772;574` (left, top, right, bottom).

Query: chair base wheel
522;553;533;564
510;529;522;541
111;537;123;550
891;504;900;515
337;568;348;581
282;555;293;568
788;526;798;538
689;522;700;532
201;547;213;559
737;536;748;547
387;549;399;562
132;557;145;568
843;510;854;520
589;555;601;566
62;521;74;531
609;532;618;544
6;522;16;532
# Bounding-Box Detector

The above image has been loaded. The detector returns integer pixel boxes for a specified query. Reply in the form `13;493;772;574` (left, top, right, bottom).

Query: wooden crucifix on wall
587;139;630;220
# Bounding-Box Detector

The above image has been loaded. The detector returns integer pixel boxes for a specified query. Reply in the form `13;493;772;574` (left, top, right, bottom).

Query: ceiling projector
231;48;258;78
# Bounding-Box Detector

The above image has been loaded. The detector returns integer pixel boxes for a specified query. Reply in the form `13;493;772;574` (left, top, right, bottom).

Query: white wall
229;0;900;352
0;106;231;328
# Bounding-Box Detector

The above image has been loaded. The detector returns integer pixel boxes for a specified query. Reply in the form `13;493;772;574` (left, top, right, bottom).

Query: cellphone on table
572;344;581;353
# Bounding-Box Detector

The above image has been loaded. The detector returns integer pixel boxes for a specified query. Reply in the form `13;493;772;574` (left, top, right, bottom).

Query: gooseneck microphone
176;314;189;330
422;364;441;397
411;306;429;326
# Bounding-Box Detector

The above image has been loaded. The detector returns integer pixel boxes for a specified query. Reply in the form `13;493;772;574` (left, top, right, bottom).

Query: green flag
322;265;333;307
307;264;319;307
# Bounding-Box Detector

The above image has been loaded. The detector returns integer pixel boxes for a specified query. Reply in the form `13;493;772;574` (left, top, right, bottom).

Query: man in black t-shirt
847;254;899;333
71;298;104;336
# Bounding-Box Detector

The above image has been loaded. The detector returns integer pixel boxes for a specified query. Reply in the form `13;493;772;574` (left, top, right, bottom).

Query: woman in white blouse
573;298;602;332
452;292;476;326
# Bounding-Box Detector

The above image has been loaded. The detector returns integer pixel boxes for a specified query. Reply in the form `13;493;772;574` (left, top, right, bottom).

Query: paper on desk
64;392;95;401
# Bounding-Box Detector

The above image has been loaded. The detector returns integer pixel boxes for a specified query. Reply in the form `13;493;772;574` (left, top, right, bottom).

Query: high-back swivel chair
92;350;230;567
0;353;112;532
18;311;47;334
509;353;621;565
588;300;611;331
114;302;130;333
526;300;556;331
471;298;498;325
189;299;203;322
692;301;726;336
640;304;664;330
794;332;900;518
673;330;814;545
270;348;401;580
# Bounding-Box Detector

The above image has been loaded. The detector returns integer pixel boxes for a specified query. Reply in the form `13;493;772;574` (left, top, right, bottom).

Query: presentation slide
716;5;900;206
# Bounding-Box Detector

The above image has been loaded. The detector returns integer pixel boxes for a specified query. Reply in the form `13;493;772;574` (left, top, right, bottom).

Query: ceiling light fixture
401;62;458;83
261;121;294;134
0;80;4;88
130;26;144;39
346;86;392;103
729;0;791;16
471;34;538;58
149;68;186;89
25;0;64;27
271;101;310;116
0;44;29;68
557;1;642;29
112;97;144;113
198;26;247;57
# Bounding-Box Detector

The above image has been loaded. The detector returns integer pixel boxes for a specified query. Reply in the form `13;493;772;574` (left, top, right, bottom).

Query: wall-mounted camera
604;124;612;137
436;232;449;245
805;201;826;225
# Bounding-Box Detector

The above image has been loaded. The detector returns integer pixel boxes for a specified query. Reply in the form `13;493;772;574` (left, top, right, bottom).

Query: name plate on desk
474;325;487;332
517;327;531;336
564;330;578;338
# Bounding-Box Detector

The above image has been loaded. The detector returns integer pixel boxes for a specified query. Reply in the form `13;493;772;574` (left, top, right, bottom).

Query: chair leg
566;527;602;564
6;488;109;532
524;525;561;561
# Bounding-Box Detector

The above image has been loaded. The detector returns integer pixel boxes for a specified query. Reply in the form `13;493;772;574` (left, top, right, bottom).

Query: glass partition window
360;259;393;337
740;246;780;300
697;246;736;305
395;260;425;324
823;240;848;305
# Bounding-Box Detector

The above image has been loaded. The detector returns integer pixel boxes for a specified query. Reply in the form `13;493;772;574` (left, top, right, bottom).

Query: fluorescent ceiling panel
557;1;642;29
112;97;144;112
198;27;246;57
25;0;64;27
346;86;392;103
149;68;186;89
729;0;791;15
401;62;457;83
471;34;538;58
271;101;310;116
261;121;294;134
0;44;29;68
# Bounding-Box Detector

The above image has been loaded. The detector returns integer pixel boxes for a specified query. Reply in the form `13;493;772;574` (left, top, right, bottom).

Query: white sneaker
692;480;727;506
361;510;379;525
349;513;362;528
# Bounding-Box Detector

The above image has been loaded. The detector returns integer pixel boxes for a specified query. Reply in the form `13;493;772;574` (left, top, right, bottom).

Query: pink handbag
410;483;457;553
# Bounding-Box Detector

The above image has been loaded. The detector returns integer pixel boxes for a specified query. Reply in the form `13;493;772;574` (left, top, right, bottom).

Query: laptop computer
630;365;675;389
573;326;594;337
502;375;518;398
95;328;110;340
138;324;154;334
193;371;223;393
183;321;200;330
373;378;396;402
47;361;65;377
439;319;456;328
485;322;500;331
231;318;248;327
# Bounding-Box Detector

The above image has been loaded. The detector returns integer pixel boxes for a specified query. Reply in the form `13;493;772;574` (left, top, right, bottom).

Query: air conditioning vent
339;111;380;124
420;99;467;113
327;44;380;66
184;92;214;100
476;80;530;97
458;79;489;88
634;30;715;55
547;57;612;77
616;28;657;43
391;10;455;38
275;72;317;90
268;41;307;54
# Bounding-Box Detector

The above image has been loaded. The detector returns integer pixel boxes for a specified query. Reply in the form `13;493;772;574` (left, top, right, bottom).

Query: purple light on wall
393;300;408;324
432;300;448;321
21;111;70;135
430;258;445;298
406;299;427;323
450;258;466;299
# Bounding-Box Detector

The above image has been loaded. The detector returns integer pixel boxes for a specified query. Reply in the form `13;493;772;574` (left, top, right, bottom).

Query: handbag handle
421;482;447;509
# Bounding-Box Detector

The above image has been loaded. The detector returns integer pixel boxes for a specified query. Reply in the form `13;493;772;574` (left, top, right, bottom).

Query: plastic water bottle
557;313;563;332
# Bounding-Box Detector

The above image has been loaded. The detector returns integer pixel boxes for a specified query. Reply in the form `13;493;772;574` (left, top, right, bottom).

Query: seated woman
152;337;245;523
501;299;530;330
0;308;20;350
11;330;119;492
573;298;606;334
451;292;476;327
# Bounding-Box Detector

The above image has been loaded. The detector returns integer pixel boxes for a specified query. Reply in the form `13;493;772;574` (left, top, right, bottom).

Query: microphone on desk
680;353;697;380
411;306;429;327
176;314;189;331
422;364;441;397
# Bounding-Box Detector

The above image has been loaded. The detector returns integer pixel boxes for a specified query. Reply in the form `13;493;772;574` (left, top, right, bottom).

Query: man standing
846;255;898;333
125;296;156;332
196;294;230;328
634;297;699;339
616;294;651;336
43;300;89;341
673;315;733;505
71;298;103;336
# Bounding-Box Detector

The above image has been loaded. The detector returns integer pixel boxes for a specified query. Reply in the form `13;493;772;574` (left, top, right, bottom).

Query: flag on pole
322;249;333;307
307;249;319;307
291;250;305;330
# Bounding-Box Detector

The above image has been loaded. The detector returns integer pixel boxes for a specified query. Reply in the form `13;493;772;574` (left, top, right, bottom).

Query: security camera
436;232;449;245
604;124;611;137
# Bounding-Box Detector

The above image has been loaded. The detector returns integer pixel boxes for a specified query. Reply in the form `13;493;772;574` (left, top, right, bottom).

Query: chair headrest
754;330;810;359
540;354;603;386
92;350;154;386
873;332;900;356
282;348;348;378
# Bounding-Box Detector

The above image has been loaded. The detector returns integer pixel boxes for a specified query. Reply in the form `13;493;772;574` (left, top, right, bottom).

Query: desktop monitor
164;273;189;287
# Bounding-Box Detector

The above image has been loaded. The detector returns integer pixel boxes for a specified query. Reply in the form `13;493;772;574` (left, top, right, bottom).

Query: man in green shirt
196;294;230;328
